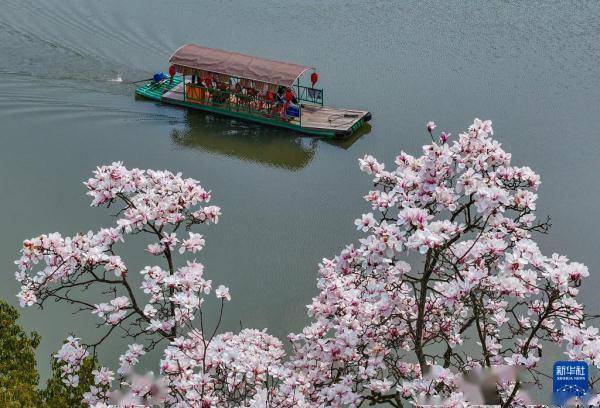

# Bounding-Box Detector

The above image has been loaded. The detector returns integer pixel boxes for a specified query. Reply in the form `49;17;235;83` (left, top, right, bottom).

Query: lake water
1;0;599;399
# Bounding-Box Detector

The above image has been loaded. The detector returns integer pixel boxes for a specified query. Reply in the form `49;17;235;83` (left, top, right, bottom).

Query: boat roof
169;44;313;87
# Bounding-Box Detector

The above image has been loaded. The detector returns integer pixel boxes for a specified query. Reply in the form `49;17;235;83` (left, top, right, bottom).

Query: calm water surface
1;0;600;399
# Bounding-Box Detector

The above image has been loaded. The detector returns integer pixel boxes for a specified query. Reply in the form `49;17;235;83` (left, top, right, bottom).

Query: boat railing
183;83;303;127
295;84;324;107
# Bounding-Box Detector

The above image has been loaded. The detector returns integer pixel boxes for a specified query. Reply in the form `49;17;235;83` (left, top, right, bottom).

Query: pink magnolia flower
426;121;436;133
64;374;80;387
92;367;115;386
146;242;164;255
215;285;231;301
359;155;385;175
354;213;377;232
160;233;179;250
179;232;205;254
17;286;36;307
118;343;145;375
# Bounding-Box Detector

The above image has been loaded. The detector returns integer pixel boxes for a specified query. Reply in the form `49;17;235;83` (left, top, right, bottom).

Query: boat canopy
169;44;313;87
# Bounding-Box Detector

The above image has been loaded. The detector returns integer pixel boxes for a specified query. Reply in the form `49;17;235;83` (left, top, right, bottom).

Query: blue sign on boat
553;360;590;404
286;105;300;118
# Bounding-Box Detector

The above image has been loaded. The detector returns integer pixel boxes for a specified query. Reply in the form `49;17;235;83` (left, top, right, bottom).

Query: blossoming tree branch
14;119;600;407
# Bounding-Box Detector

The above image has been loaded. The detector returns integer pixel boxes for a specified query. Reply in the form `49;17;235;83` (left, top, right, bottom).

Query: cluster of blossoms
15;163;282;406
161;329;286;406
54;336;90;387
280;119;599;406
15;119;600;407
93;296;130;326
15;227;125;307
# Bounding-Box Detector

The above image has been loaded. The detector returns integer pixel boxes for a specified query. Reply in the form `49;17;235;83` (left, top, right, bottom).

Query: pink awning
169;44;313;87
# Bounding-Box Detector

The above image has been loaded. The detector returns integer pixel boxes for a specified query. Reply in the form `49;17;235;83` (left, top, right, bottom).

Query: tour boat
135;44;371;138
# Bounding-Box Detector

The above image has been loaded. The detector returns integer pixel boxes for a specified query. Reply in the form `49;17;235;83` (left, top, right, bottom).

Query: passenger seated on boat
273;87;285;118
233;82;244;107
192;76;207;101
255;84;269;112
263;91;275;116
280;88;299;121
243;87;259;110
276;86;286;105
211;81;228;104
196;76;212;102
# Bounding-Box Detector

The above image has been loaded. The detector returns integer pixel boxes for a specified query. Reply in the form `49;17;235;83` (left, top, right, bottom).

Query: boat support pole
297;77;301;127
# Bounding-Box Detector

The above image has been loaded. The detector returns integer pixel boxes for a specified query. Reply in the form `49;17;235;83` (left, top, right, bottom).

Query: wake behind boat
135;44;371;138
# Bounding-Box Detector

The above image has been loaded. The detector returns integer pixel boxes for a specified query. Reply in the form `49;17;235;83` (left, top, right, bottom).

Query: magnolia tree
14;165;286;406
283;119;600;407
15;119;600;407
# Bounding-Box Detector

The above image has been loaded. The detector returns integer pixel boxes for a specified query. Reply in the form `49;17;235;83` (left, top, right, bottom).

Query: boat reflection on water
170;110;371;171
323;123;372;150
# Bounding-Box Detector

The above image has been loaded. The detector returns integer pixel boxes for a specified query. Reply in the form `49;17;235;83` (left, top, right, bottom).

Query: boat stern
135;75;182;102
300;105;371;139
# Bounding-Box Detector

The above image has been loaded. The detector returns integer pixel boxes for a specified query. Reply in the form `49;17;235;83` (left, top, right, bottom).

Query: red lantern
310;72;319;87
285;90;293;102
168;65;176;77
267;91;274;102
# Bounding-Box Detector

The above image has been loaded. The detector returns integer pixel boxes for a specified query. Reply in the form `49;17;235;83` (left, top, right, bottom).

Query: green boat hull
135;76;182;101
135;78;368;138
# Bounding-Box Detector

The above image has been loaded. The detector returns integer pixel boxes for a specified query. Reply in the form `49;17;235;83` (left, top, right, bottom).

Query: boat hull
135;78;370;139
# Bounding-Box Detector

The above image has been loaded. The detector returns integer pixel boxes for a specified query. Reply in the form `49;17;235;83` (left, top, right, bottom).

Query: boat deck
162;82;186;102
135;76;183;101
299;105;369;134
138;79;370;138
